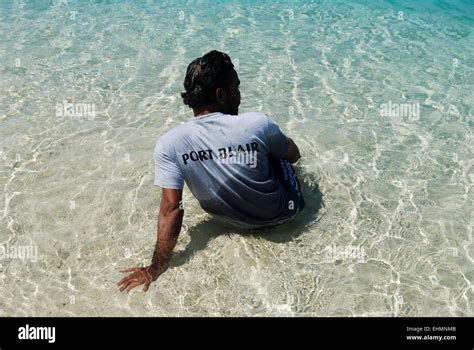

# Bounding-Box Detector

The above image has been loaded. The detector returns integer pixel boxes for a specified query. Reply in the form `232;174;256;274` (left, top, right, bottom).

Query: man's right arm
117;188;183;293
151;188;184;272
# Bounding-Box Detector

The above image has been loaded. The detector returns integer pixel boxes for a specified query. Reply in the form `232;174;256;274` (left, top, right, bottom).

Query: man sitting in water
118;50;305;293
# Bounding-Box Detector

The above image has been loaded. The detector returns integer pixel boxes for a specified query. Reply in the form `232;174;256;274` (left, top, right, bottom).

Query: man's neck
193;107;237;117
194;109;216;117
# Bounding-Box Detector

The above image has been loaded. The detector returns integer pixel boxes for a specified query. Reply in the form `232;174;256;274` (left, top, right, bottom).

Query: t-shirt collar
192;111;224;120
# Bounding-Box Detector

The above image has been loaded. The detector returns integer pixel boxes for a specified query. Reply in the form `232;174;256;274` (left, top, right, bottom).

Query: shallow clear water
0;0;473;316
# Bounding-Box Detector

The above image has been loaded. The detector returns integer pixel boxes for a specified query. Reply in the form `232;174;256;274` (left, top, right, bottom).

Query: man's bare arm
285;137;301;163
151;188;184;271
117;188;183;293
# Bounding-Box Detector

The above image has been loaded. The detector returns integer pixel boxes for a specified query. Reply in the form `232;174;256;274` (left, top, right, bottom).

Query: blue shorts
271;158;305;212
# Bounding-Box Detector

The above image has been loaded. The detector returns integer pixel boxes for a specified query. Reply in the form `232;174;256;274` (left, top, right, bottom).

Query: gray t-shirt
154;111;298;228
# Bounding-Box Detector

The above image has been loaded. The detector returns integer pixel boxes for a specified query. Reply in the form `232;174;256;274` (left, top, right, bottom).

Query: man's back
154;111;303;228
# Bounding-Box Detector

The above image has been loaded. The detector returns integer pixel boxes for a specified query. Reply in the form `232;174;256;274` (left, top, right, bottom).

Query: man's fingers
117;276;128;286
120;267;140;273
117;273;138;287
117;268;146;286
119;277;141;292
119;277;136;292
126;280;143;293
117;267;157;292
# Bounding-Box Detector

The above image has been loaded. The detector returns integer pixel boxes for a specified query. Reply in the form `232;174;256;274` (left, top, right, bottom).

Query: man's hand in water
117;265;165;293
117;188;184;293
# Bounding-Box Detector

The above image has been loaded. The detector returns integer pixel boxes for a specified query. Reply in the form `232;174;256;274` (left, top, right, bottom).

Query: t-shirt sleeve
153;138;184;190
264;115;289;159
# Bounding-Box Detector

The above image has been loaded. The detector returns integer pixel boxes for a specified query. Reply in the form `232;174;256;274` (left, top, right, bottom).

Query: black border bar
0;317;472;348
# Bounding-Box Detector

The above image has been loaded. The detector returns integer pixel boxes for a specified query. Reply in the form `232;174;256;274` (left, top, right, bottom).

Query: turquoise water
0;0;473;316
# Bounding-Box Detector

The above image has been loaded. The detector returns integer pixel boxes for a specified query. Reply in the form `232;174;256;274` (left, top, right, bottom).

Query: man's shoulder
235;111;271;128
156;122;188;145
155;111;271;146
238;111;269;120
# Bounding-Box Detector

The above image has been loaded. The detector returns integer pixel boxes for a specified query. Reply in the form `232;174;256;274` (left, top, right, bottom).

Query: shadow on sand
170;172;324;269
